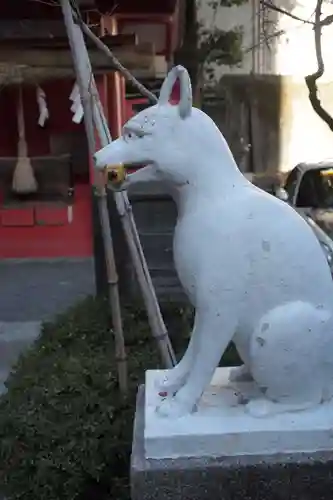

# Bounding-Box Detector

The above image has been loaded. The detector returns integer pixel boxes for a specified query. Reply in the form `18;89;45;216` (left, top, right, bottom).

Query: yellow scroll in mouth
104;163;127;188
320;168;333;177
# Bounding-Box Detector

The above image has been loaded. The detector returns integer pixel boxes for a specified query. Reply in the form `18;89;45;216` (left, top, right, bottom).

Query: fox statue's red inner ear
169;77;180;105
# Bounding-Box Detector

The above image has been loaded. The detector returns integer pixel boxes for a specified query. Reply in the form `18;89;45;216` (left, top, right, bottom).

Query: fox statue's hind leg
245;301;333;417
229;364;253;382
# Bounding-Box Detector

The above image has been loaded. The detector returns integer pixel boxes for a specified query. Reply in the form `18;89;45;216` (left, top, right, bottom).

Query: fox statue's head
94;65;238;188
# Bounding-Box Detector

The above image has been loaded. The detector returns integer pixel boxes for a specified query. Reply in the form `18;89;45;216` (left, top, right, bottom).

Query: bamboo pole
74;24;176;369
60;0;128;394
67;5;176;368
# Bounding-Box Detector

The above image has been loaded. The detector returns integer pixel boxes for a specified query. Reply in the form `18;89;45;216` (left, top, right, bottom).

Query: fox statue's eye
124;130;144;142
124;131;137;142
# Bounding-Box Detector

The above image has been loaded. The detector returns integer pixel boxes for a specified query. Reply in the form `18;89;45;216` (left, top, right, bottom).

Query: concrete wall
208;75;333;174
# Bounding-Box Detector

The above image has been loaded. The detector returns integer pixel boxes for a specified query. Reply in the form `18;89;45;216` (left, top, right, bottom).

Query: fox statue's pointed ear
158;65;192;119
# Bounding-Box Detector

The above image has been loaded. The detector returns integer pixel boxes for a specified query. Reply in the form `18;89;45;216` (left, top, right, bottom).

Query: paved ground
0;258;95;322
0;258;95;393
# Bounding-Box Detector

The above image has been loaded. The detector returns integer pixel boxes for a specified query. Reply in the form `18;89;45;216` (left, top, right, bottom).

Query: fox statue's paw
154;370;188;396
245;398;275;417
156;393;196;418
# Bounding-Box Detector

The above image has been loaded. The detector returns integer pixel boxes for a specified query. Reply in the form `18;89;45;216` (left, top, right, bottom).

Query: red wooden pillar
107;72;125;139
102;13;125;138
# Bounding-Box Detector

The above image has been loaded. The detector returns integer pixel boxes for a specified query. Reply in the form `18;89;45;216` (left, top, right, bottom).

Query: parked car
276;161;333;275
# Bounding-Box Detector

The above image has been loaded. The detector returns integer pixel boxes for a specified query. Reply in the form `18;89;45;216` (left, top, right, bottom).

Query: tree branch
260;0;333;132
260;0;333;28
305;0;333;132
259;0;313;25
320;13;333;27
245;28;285;53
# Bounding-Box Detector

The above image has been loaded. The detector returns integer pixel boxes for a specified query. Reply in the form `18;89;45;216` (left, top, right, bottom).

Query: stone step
0;321;41;342
0;321;41;394
0;369;7;394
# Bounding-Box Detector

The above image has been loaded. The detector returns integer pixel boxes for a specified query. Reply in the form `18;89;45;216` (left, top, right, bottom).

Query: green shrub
0;296;240;500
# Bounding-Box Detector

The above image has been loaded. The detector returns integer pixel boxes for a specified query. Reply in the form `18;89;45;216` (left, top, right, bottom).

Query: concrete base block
131;385;333;500
144;368;333;459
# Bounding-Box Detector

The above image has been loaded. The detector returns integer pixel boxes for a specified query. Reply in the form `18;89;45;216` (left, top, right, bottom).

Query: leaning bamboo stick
120;196;176;364
92;122;176;366
116;196;176;366
90;76;177;368
84;69;175;365
70;11;176;368
96;130;176;367
61;0;128;394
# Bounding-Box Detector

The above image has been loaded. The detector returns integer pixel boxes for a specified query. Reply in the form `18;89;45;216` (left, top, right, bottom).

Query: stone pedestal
131;368;333;500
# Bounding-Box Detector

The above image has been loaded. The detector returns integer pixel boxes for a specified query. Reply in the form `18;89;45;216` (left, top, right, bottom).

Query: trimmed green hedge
0;296;239;500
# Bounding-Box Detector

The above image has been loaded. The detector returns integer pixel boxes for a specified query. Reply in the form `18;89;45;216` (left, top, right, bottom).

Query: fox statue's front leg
156;303;237;418
155;333;195;395
155;313;204;395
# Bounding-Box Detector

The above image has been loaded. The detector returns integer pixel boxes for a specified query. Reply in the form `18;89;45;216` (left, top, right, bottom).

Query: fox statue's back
94;66;333;419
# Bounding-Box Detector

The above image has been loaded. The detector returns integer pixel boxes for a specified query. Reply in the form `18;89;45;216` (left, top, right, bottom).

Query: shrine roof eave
0;41;165;85
0;0;179;22
93;0;178;15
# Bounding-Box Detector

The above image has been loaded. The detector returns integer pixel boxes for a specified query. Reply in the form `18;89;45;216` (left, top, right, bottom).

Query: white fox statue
94;66;333;419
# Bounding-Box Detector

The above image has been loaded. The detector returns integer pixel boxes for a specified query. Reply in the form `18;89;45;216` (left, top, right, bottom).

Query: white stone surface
145;367;333;459
95;65;333;421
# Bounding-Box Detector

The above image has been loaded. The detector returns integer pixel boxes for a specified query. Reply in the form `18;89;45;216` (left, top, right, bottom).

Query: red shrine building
0;0;184;259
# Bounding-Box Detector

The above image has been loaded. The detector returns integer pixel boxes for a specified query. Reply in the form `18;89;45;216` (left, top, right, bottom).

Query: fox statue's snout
93;139;127;171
